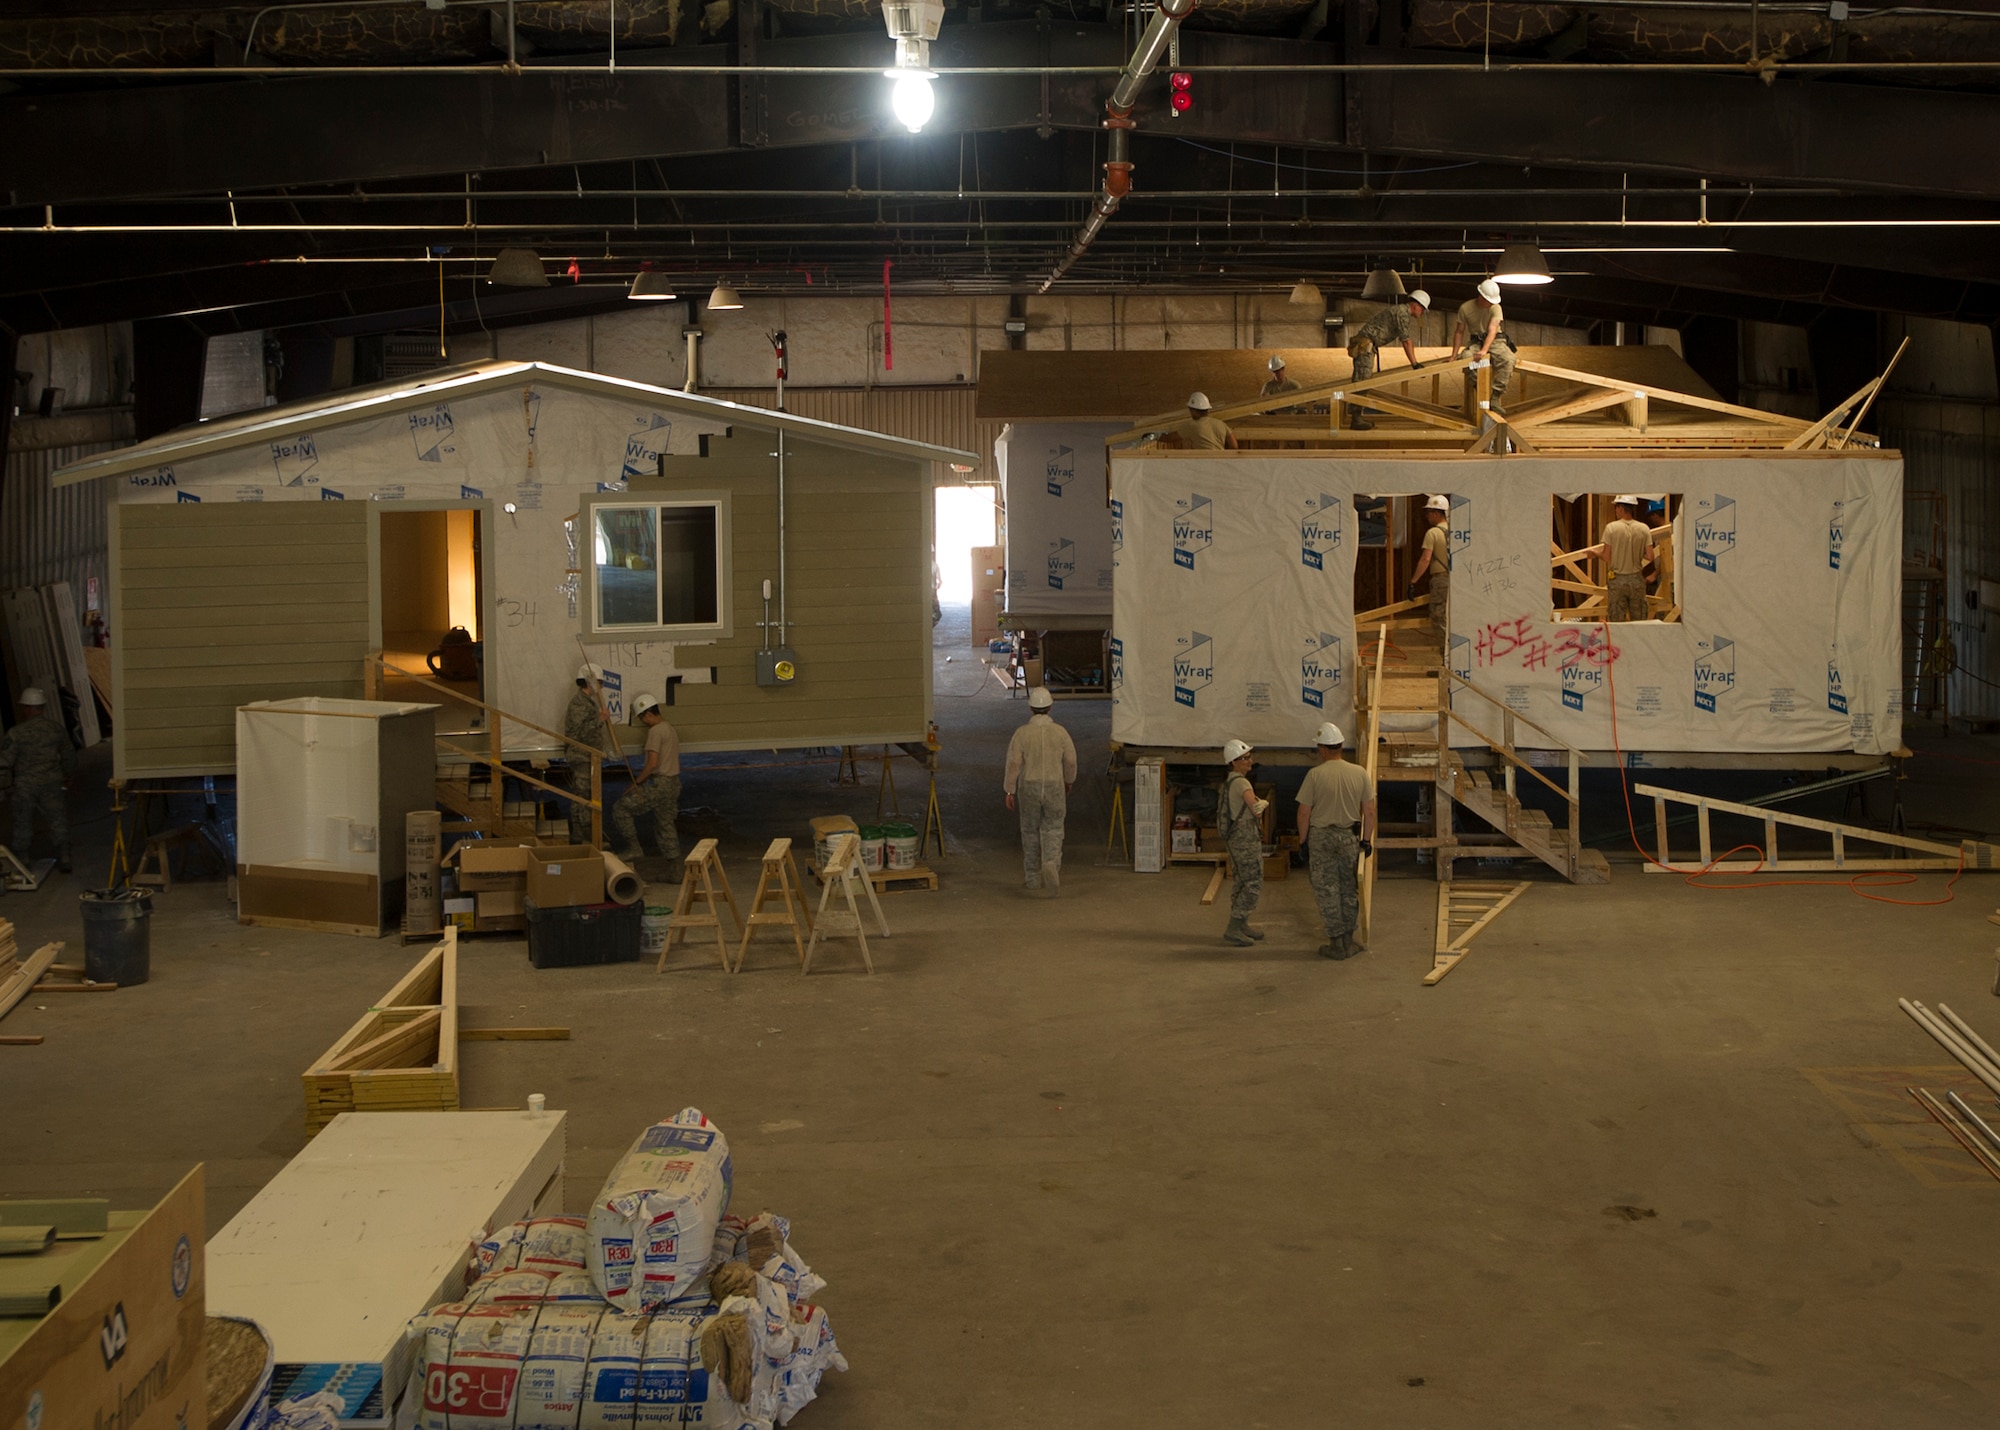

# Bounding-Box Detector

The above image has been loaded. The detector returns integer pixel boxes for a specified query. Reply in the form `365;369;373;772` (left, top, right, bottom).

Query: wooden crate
301;929;459;1135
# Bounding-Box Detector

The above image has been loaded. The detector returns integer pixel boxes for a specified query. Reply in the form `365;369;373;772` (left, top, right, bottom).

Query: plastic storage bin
523;898;643;968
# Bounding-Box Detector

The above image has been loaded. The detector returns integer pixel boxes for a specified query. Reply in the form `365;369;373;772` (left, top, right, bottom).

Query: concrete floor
6;608;2000;1427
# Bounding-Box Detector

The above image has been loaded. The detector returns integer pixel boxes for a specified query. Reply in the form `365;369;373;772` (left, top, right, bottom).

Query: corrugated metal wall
1;443;118;628
703;386;1002;480
1883;424;2000;722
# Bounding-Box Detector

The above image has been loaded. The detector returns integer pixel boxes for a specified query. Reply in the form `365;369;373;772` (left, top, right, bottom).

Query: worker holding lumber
1452;279;1516;412
1296;722;1376;961
1344;289;1429;431
1166;392;1238;451
1219;738;1270;947
1;688;76;872
1004;687;1077;895
564;662;611;842
1410;494;1453;641
1590;495;1658;623
610;694;682;869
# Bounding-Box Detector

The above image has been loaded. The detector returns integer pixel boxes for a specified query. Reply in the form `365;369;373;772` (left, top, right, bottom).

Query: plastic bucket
79;889;153;986
640;906;673;958
883;824;920;871
857;826;887;871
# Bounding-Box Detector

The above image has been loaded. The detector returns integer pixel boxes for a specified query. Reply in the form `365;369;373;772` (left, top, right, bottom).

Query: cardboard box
443;897;476;932
0;1167;207;1430
449;842;533;892
1171;827;1198;855
475;889;526;932
524;845;605;909
1262;850;1290;881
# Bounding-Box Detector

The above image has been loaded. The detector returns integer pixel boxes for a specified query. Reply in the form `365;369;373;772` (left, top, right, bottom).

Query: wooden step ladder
735;838;816;972
803;833;889;974
1429;881;1532;984
658;838;741;971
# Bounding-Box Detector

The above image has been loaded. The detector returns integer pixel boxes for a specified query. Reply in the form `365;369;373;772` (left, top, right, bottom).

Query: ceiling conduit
1039;0;1198;294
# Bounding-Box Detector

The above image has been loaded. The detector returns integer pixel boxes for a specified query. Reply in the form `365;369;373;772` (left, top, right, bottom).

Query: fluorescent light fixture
888;69;937;133
1494;242;1554;285
487;248;548;287
1287;280;1323;306
628;271;679;300
1360;267;1406;302
706;281;744;311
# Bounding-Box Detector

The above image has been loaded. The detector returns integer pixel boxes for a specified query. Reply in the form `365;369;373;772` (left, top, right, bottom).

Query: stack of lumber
301;929;459;1134
0;924;61;1034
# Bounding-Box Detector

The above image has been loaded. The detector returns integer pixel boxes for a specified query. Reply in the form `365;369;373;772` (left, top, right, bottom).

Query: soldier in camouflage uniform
1218;738;1269;947
1344;289;1430;430
564;663;610;843
2;688;76;871
1294;722;1377;960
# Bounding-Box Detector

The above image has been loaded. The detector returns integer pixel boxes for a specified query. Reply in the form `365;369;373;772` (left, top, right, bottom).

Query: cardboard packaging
443;897;476;932
406;811;442;933
475;889;526;932
0;1167;208;1430
449;843;534;893
524;845;605;909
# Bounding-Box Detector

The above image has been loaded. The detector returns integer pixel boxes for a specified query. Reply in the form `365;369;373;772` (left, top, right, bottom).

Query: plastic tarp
1109;454;1903;756
996;423;1122;616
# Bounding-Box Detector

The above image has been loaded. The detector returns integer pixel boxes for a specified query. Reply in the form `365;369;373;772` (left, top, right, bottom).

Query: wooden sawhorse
802;833;889;974
657;838;741;971
735;837;816;972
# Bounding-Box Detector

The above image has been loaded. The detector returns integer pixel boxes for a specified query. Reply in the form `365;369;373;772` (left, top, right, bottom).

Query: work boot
1042;861;1061;895
1222;917;1255;948
1348;411;1375;431
613;844;644;862
1317;938;1345;959
1243;922;1266;941
56;844;72;874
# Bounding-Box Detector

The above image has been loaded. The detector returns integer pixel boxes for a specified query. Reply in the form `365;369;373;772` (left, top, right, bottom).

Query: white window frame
580;491;734;640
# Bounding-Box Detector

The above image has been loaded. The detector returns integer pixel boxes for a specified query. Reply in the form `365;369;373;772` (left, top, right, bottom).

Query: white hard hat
1223;738;1253;763
1267;356;1286;371
1408;289;1431;310
18;687;45;707
1613;494;1642;508
1186;391;1212;411
632;694;660;718
1314;722;1344;747
1425;494;1451;513
1477;278;1502;303
1028;686;1054;710
576;662;604;682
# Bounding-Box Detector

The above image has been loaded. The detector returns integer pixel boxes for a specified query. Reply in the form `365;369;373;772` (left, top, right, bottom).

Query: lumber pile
1900;997;2000;1182
0;924;62;1030
301;928;459;1134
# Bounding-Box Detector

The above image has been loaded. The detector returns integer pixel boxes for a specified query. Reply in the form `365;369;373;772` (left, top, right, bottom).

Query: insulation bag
587;1108;734;1311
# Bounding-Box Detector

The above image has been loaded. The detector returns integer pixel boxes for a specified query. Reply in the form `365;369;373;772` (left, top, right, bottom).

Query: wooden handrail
1444;707;1576;805
370;655;615;760
1443;669;1590;761
433;741;593;808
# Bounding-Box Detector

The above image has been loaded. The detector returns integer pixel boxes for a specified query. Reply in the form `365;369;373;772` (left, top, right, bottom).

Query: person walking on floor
1452;279;1516;412
1344;289;1430;430
1295;722;1376;960
611;694;683;869
1589;495;1658;623
1005;686;1077;894
1166;392;1239;451
564;662;611;843
1;687;76;872
1410;494;1453;642
1219;738;1271;947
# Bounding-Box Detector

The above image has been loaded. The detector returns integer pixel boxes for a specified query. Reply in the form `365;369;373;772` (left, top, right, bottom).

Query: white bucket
640;907;672;957
884;826;919;871
857;830;887;870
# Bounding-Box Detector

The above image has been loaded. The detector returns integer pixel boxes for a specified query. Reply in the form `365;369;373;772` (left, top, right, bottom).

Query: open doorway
378;506;485;729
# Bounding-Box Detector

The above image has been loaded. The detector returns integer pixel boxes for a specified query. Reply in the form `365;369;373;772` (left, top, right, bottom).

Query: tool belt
1349;336;1376;353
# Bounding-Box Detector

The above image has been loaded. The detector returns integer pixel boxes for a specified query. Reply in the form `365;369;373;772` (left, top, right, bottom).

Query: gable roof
53;360;977;487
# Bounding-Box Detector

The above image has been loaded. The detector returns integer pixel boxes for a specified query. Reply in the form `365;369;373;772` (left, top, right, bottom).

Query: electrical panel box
756;646;800;687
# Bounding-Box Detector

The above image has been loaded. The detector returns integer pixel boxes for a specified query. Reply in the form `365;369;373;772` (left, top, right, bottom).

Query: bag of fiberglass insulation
587;1109;733;1312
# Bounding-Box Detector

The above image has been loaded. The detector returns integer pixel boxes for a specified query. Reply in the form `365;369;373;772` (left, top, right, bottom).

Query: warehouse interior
6;1;2000;1426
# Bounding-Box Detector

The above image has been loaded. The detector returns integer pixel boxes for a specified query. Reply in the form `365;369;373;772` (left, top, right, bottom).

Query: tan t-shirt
1260;377;1302;398
1603;517;1653;577
1423;522;1452;574
1170;415;1233;451
643;717;681;779
1456;298;1503;348
1297;757;1374;828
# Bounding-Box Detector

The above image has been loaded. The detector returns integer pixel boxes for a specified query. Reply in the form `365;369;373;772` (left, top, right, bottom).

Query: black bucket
78;889;153;986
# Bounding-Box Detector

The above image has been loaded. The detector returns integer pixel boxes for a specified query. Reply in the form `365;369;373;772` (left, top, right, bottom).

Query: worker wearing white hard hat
610;692;683;867
1218;738;1271;947
2;685;77;872
1005;687;1077;894
563;661;614;843
1167;391;1239;452
1452;278;1517;410
1344;289;1431;431
1260;355;1307;415
1295;721;1376;960
1588;495;1659;623
1410;493;1454;643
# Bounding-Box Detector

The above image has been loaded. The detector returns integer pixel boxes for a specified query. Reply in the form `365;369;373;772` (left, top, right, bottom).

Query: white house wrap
995;423;1122;617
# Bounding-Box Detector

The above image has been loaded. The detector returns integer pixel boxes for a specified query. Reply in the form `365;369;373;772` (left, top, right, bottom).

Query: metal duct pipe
1040;0;1198;293
683;324;701;391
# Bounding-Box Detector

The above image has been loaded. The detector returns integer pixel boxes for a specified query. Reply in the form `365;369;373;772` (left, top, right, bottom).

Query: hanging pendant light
1494;242;1554;285
1288;280;1323;307
1360;267;1406;302
487;248;549;288
706;281;744;311
627;272;680;301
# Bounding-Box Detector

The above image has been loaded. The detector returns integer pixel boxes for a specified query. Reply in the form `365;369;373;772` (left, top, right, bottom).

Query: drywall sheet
997;423;1121;616
1110;454;1903;756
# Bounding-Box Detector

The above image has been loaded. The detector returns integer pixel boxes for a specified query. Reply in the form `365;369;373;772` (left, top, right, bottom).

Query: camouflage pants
1307;825;1361;941
1348;339;1380;383
566;766;596;844
10;777;67;853
1429;570;1450;641
1017;780;1067;885
1459;341;1516;400
1607;573;1648;623
1227;819;1265;919
611;774;682;862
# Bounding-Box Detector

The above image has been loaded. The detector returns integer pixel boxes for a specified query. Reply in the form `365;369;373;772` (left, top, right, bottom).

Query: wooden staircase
1357;628;1607;885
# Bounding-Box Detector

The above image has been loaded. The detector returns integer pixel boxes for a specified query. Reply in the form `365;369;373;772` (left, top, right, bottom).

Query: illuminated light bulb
889;71;936;133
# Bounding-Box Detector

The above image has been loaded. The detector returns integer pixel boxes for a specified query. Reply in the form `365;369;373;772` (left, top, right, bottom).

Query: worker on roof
1345;289;1429;431
1296;722;1376;961
1218;738;1270;948
1410;494;1453;642
1260;355;1306;414
1004;686;1078;895
610;693;682;870
1453;279;1517;412
1;687;76;873
565;662;612;843
1166;392;1238;451
1589;495;1658;623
